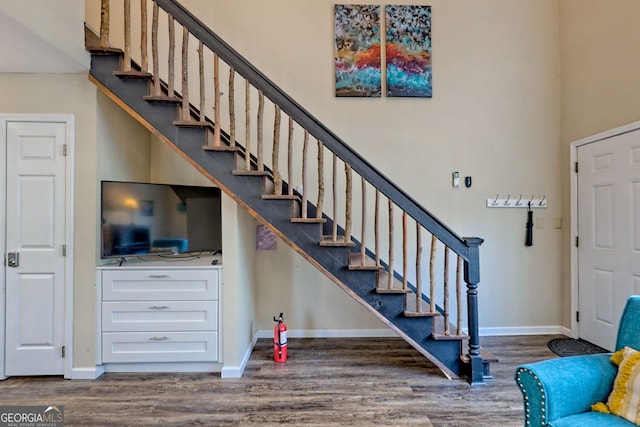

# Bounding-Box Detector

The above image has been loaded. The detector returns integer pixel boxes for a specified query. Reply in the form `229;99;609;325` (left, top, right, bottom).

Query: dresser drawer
102;269;219;301
102;301;218;332
102;331;218;363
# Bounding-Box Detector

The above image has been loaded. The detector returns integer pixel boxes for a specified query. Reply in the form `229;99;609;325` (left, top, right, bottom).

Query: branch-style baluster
344;164;352;243
179;26;189;121
257;91;264;171
272;105;282;195
457;255;463;335
212;53;221;145
443;246;450;335
301;130;309;219
316;141;324;220
123;0;131;72
167;15;175;98
430;235;437;314
387;200;394;290
288;117;294;196
229;68;236;145
245;80;251;170
198;41;205;122
416;224;423;313
150;2;160;95
360;176;366;265
140;0;148;72
402;211;408;291
375;189;380;267
99;0;110;49
332;153;338;242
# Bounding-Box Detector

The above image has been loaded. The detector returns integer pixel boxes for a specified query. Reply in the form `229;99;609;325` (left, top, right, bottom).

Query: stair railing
90;0;485;384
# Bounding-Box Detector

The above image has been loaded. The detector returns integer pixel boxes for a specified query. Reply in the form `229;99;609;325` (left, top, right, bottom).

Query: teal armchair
515;296;640;427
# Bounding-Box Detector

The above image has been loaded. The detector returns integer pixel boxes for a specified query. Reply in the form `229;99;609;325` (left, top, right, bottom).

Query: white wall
179;0;563;333
559;0;640;327
0;73;98;367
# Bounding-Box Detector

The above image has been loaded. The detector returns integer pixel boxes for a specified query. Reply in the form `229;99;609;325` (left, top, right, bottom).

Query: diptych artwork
334;5;381;97
385;5;432;97
334;4;432;98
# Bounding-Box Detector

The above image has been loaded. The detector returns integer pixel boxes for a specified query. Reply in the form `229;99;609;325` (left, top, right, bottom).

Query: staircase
87;0;489;384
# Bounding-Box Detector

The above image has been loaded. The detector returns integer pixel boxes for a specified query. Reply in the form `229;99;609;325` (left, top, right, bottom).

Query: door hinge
63;144;67;157
575;236;579;247
575;161;578;173
62;244;66;257
61;345;65;358
576;311;580;322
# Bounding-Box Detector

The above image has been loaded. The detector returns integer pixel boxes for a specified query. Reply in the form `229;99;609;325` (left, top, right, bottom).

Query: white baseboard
100;362;222;374
474;325;564;336
221;334;259;379
255;328;399;339
70;366;103;380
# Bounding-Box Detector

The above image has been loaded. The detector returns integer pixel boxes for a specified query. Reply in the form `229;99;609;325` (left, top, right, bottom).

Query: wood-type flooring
0;335;559;426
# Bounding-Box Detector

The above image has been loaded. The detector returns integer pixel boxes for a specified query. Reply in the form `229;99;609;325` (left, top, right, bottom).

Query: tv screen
100;181;222;259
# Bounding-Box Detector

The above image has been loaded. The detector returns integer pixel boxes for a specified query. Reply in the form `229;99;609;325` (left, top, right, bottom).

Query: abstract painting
334;5;381;97
385;5;432;97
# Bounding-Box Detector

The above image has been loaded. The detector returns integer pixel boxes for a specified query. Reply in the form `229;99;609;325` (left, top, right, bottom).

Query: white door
577;129;640;351
4;121;67;376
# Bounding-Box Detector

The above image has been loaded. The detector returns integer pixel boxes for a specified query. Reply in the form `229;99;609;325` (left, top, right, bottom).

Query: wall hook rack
486;194;547;208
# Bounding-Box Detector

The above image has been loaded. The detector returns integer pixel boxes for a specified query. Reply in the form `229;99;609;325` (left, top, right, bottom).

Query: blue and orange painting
385;5;432;98
334;5;381;97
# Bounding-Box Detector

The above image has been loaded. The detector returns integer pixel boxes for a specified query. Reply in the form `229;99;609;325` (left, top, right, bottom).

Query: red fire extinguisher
273;312;288;363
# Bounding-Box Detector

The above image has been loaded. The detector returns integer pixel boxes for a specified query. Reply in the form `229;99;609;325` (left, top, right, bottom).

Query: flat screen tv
100;180;222;259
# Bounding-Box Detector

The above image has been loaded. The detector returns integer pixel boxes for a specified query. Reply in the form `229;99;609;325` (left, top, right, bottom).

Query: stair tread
144;95;182;103
88;47;123;55
232;169;270;176
262;194;300;201
113;70;152;79
460;347;499;363
203;144;238;152
403;293;440;317
291;217;326;223
376;271;410;294
319;235;355;247
348;252;383;271
174;120;213;129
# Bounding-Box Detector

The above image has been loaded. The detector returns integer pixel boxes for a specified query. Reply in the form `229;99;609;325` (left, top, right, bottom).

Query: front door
577;128;640;351
4;120;67;376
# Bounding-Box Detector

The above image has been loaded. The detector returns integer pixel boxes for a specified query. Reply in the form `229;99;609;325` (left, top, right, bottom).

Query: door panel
5;121;66;376
578;130;640;350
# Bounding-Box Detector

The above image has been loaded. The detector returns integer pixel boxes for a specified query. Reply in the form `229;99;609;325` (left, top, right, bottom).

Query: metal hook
539;195;546;206
492;194;499;205
505;194;511;205
515;195;523;206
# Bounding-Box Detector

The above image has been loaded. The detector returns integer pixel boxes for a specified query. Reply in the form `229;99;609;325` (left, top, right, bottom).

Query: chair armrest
515;353;616;426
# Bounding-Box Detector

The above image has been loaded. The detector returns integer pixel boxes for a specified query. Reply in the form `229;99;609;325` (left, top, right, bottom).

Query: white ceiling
0;8;89;73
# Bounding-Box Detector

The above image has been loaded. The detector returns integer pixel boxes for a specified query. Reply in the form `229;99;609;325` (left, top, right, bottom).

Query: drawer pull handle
148;274;170;279
149;336;169;341
148;305;169;310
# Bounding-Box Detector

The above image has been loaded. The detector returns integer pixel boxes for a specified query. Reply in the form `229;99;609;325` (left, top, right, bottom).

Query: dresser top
97;254;222;269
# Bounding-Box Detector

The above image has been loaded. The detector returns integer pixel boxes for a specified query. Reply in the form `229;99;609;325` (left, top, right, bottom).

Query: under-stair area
86;0;491;384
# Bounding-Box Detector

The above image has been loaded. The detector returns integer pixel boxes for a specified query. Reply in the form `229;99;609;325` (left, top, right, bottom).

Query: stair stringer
89;53;463;379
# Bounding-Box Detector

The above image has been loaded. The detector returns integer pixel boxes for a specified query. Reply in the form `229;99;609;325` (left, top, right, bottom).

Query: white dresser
96;257;222;373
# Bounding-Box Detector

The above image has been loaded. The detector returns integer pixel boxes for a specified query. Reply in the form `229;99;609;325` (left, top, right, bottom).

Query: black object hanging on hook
525;202;533;246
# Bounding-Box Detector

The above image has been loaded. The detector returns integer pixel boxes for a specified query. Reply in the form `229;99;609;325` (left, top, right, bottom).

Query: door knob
6;252;19;267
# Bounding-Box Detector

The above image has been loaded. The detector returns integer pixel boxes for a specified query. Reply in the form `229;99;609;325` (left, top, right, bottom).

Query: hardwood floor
0;335;558;426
